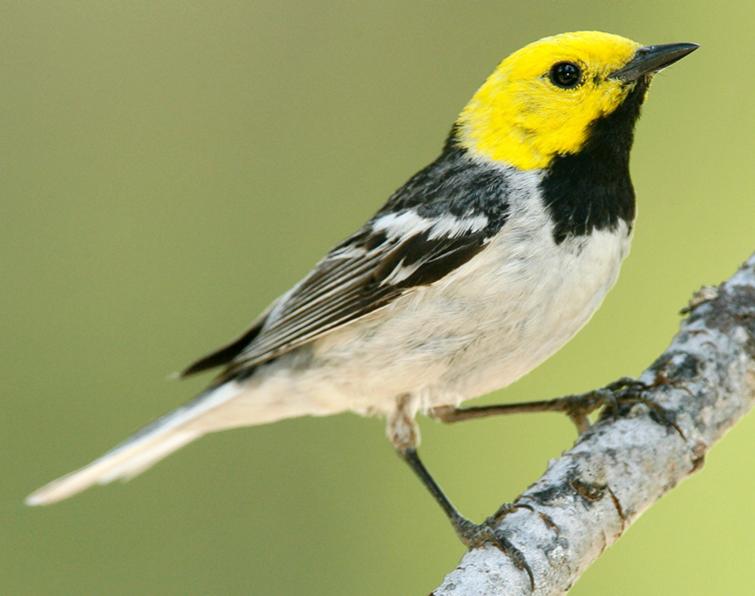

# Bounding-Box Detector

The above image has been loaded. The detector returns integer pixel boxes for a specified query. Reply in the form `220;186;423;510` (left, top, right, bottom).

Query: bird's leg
431;377;679;435
389;396;534;588
398;447;472;538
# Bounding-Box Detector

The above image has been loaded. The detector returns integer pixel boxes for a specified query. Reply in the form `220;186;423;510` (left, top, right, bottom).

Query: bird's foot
556;377;683;437
548;376;642;432
595;378;684;438
453;508;534;590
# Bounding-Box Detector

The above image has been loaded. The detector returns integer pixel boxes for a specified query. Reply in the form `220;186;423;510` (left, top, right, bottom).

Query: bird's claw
597;379;685;438
454;515;534;590
554;377;683;438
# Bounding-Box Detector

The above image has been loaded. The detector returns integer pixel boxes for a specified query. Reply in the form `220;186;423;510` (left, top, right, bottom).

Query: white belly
248;195;632;419
435;213;632;401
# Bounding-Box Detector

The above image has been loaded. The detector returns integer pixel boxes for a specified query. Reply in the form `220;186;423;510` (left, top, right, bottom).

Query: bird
26;31;697;549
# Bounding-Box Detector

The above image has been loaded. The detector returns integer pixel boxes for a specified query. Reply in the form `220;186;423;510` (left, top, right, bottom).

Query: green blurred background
2;1;753;594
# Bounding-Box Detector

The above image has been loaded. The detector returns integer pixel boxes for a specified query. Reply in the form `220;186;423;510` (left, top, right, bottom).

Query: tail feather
98;431;197;483
25;382;243;506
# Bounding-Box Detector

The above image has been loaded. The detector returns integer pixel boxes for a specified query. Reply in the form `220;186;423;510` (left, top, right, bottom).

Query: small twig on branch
433;253;754;596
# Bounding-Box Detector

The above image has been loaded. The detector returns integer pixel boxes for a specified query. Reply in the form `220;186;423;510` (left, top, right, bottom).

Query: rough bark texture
434;253;755;596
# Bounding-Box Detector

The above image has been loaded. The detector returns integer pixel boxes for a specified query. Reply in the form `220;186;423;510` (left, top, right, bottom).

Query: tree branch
433;253;755;596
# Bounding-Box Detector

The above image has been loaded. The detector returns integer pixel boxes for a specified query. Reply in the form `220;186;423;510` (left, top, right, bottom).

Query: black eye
549;62;582;88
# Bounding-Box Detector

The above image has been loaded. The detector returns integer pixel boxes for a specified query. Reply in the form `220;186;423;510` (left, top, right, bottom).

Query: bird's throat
539;79;648;244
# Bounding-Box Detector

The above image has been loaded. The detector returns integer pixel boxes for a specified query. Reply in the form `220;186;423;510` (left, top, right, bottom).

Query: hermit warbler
27;31;697;548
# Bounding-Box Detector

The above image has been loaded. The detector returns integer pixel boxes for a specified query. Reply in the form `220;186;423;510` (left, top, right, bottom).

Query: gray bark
433;253;755;596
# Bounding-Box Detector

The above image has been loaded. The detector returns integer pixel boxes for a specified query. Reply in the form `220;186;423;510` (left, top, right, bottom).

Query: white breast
432;194;633;403
259;184;633;418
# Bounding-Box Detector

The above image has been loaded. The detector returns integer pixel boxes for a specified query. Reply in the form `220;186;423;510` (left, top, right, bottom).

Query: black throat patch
540;79;648;244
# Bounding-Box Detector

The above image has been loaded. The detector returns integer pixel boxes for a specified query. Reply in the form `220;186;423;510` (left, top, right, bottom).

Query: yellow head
456;32;692;170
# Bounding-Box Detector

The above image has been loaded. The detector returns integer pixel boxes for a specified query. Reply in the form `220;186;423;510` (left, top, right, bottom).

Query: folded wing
182;209;500;380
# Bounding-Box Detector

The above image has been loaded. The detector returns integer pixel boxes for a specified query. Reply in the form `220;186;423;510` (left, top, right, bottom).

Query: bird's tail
26;382;247;506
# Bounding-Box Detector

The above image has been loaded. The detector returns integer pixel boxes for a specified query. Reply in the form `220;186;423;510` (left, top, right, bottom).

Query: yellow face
457;31;643;170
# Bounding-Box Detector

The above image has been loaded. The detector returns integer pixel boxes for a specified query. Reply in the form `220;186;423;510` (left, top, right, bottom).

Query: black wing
181;216;497;379
181;144;511;379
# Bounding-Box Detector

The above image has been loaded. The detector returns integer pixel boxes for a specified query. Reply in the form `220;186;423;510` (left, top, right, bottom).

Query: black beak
610;42;699;82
